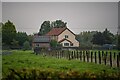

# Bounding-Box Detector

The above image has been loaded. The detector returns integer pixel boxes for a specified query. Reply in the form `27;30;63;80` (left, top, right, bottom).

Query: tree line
1;20;120;50
76;29;119;50
2;20;32;50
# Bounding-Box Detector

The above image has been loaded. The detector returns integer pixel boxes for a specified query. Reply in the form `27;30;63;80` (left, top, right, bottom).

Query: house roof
59;38;73;44
33;36;50;43
46;27;66;36
46;27;75;36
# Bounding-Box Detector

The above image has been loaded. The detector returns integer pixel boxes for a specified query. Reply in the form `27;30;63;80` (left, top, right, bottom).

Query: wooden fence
36;50;120;68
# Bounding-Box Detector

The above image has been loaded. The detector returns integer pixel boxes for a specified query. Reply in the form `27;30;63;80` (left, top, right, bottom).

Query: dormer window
65;35;68;38
64;43;69;46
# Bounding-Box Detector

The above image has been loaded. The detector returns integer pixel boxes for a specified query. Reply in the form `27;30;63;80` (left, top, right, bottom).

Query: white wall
58;29;79;47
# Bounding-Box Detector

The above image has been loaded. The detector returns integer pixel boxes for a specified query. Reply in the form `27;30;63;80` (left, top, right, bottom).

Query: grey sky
1;0;120;2
0;1;2;22
2;2;118;35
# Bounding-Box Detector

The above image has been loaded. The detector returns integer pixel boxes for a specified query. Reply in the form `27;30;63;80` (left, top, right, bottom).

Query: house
46;27;79;47
32;35;51;48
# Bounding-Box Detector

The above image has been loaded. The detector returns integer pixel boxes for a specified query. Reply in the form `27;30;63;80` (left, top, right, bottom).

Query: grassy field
0;53;2;79
2;50;120;77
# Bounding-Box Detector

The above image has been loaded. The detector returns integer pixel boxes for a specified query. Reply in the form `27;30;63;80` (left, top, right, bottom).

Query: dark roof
46;27;75;36
33;36;50;43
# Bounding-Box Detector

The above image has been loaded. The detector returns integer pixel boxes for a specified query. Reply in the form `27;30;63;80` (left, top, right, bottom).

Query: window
65;35;68;38
70;43;73;46
64;43;69;46
36;44;39;47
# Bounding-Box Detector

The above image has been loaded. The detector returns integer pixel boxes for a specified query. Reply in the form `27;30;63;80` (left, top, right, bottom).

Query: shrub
23;41;31;50
2;68;120;80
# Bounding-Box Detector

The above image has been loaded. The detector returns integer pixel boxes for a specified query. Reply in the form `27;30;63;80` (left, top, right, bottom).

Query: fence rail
35;50;120;68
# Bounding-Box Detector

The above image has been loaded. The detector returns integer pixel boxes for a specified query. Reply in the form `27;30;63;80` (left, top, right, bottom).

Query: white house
46;27;79;47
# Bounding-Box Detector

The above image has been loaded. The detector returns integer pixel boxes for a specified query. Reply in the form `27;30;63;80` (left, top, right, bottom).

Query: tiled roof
33;36;50;43
46;27;66;36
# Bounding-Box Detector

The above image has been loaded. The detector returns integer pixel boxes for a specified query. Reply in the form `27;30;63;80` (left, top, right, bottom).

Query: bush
50;40;62;50
23;41;31;50
2;68;120;80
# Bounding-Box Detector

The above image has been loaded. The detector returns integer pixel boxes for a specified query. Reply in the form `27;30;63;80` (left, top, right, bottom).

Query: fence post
106;51;108;58
59;51;60;59
56;51;58;58
104;53;107;65
83;51;85;62
68;50;70;60
60;50;62;58
71;51;73;59
62;50;65;58
95;52;97;64
80;51;82;61
76;50;79;59
102;51;104;58
110;52;112;67
86;51;89;62
98;51;101;64
114;52;116;59
57;51;59;59
117;55;119;67
91;51;93;62
74;51;76;59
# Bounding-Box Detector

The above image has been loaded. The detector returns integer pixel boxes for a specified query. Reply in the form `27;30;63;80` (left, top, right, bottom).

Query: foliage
28;34;33;46
2;20;32;49
51;20;67;28
91;32;104;45
38;21;51;35
2;50;119;76
50;40;58;48
11;39;19;49
23;41;31;50
2;68;120;79
38;20;67;35
16;32;29;46
91;28;114;45
50;40;62;50
2;20;17;45
76;31;97;47
118;34;120;50
0;23;2;46
102;28;114;44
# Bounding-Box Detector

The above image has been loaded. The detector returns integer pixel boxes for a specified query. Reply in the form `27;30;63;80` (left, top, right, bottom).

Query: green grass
0;54;2;79
2;50;120;77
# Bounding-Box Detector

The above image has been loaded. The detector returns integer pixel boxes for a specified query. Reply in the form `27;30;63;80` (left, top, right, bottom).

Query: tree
50;40;58;48
38;20;67;35
50;40;62;50
118;34;120;50
76;31;97;47
23;41;31;50
11;39;19;49
51;20;67;28
102;28;114;44
38;21;51;35
28;34;33;46
2;20;17;45
0;23;2;48
91;32;104;45
91;28;114;45
16;32;28;46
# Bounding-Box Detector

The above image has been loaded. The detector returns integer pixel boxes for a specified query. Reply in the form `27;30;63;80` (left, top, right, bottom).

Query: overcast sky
0;1;2;22
2;2;118;35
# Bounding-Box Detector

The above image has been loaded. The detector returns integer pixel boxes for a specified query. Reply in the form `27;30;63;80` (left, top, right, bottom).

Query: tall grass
2;50;120;79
